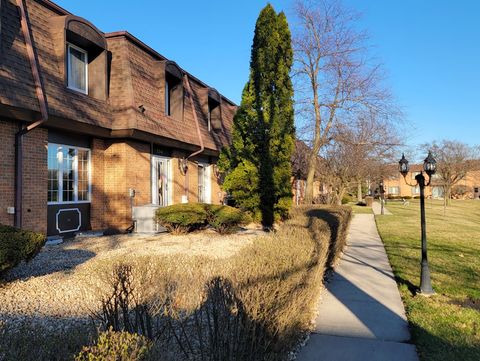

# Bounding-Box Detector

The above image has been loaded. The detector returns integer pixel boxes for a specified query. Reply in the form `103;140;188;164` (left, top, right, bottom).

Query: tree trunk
445;185;452;206
304;157;316;204
357;180;362;202
337;187;346;205
304;75;322;204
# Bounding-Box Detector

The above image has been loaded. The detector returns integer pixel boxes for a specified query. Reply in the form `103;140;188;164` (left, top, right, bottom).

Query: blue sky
55;0;480;147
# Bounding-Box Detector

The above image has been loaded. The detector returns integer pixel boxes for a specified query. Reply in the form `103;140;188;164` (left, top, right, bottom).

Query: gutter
182;75;204;201
14;0;49;228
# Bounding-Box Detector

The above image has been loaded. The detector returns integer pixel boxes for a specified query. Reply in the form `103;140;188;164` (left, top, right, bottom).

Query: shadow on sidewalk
324;271;411;342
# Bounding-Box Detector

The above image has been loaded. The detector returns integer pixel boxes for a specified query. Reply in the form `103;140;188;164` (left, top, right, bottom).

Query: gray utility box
132;204;166;233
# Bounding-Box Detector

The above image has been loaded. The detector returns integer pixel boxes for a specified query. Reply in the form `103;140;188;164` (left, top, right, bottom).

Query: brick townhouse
382;165;480;199
0;0;237;236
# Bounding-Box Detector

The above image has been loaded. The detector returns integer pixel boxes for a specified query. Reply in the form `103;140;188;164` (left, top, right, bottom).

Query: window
165;72;183;119
207;89;222;131
207;103;212;131
48;144;91;204
411;171;421;180
198;164;211;203
165;79;171;116
388;186;399;195
411;185;420;195
67;43;88;94
208;97;220;132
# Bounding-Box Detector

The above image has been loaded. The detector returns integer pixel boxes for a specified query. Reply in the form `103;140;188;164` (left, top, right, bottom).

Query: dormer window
208;89;222;131
164;62;184;120
208;98;219;131
165;75;176;116
67;43;88;94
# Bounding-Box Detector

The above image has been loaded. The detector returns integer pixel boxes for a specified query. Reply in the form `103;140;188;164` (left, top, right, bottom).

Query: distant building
382;165;480;200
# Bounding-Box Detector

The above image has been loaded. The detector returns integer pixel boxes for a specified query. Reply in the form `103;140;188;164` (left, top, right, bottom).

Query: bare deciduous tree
321;113;400;204
292;0;399;203
425;140;479;206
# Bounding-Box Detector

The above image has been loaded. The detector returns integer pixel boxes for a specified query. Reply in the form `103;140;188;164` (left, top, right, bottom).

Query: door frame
151;155;173;206
197;162;212;204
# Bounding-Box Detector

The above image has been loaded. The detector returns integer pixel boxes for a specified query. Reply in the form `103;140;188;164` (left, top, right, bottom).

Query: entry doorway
198;163;211;203
152;156;171;206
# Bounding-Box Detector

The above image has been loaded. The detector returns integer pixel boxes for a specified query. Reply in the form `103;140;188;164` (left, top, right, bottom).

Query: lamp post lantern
398;152;437;296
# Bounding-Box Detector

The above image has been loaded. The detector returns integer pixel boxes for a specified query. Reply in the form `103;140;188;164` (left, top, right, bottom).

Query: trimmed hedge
155;203;250;234
91;205;352;360
0;225;46;274
205;204;252;234
155;203;208;234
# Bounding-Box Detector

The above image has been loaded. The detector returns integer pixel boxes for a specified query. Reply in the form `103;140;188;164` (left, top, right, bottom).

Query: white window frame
411;171;421;180
388;186;399;195
198;163;212;204
48;143;92;205
67;43;88;95
411;185;420;195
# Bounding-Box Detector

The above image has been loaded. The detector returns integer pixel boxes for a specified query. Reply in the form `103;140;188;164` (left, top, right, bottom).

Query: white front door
198;163;211;203
152;157;171;206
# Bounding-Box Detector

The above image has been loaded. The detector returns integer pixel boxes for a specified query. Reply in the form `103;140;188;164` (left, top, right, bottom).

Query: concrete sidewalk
296;214;418;361
372;201;392;215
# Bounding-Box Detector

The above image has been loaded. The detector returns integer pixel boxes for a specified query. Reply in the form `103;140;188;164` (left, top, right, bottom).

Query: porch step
45;236;63;246
75;231;104;239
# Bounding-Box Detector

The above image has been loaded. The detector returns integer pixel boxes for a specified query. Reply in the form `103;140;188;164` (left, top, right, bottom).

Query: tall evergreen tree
219;4;294;228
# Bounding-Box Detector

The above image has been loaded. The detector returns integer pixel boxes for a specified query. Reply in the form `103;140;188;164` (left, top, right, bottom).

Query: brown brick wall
0;119;226;233
0;120;16;227
168;151;224;204
0;119;47;233
384;174;432;198
91;140;225;230
102;140;150;230
21;126;48;233
90;138;106;230
127;141;151;207
171;150;187;204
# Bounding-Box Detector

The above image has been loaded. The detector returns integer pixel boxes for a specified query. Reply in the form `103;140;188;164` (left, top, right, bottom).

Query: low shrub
155;203;252;235
75;329;151;361
356;201;367;206
0;225;17;233
341;193;354;204
155;203;207;234
205;204;252;234
0;225;46;274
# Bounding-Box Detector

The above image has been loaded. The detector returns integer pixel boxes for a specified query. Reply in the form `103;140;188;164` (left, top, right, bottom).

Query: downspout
14;0;49;228
182;75;204;201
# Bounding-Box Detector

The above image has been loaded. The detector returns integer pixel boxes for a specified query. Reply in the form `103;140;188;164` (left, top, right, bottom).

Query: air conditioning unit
132;204;166;233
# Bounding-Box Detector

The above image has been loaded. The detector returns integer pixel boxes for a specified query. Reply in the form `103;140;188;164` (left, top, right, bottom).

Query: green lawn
376;200;480;361
349;203;373;214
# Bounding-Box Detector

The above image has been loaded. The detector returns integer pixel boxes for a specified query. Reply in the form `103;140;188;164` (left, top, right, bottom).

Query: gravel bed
0;229;262;332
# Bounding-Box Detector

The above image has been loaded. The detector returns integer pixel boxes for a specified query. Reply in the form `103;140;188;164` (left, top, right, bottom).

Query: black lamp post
398;151;437;296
